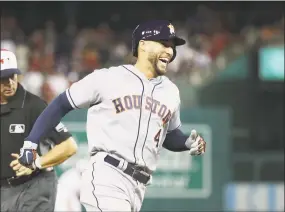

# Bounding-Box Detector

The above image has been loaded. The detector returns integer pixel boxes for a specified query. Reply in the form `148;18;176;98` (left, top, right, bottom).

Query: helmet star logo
168;24;175;34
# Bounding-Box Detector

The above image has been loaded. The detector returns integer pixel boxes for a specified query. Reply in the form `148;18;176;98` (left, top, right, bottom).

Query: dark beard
147;53;162;76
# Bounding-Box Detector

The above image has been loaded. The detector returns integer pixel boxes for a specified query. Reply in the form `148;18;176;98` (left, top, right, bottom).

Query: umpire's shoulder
24;88;47;110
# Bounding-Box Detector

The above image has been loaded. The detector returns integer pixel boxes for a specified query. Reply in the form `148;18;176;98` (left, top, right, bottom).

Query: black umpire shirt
0;83;72;179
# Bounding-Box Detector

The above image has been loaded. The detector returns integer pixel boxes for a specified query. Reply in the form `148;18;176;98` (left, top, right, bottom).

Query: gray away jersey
66;64;181;171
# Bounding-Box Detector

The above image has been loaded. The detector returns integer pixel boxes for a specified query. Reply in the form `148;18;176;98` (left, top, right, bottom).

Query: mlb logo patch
9;124;25;133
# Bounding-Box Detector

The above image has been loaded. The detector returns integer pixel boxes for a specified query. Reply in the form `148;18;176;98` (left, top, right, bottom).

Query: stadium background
1;2;284;211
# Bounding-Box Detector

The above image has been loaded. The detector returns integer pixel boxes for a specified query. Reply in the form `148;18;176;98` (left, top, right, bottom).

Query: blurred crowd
1;3;284;103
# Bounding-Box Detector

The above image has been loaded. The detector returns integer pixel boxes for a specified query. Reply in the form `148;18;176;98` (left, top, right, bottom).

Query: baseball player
18;20;206;212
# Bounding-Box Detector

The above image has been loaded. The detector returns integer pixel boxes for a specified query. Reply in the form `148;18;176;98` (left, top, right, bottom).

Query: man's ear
138;40;146;53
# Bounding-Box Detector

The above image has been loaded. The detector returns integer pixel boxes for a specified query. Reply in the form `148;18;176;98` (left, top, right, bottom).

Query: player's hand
18;141;38;167
186;130;206;156
10;153;34;176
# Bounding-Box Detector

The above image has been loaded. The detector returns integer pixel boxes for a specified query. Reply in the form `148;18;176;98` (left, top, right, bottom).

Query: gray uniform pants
1;171;57;212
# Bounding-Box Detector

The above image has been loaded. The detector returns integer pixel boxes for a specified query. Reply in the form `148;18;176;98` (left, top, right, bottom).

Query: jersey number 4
154;129;162;147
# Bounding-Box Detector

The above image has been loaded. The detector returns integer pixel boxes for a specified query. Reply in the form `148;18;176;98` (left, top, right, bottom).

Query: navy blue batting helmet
132;20;186;62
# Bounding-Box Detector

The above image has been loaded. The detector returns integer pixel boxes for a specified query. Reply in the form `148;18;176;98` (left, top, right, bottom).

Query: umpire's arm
37;125;77;169
30;99;77;170
36;137;77;169
38;138;77;168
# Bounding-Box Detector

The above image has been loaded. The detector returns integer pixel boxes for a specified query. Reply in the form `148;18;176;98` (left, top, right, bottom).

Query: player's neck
134;60;157;79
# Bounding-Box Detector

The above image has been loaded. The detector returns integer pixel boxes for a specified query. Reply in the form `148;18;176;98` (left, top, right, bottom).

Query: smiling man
18;20;206;212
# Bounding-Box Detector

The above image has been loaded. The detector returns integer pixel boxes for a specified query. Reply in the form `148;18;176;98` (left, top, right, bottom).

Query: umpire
0;49;78;211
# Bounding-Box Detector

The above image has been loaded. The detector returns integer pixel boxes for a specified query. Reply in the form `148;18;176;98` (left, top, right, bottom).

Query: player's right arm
18;69;107;165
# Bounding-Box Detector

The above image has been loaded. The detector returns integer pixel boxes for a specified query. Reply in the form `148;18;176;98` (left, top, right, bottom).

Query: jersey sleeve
66;69;108;109
168;88;182;132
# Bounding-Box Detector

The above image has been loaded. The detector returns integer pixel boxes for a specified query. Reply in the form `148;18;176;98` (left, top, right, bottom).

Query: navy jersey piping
91;162;102;212
141;81;162;168
122;65;144;165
